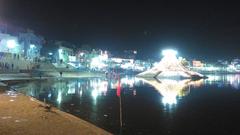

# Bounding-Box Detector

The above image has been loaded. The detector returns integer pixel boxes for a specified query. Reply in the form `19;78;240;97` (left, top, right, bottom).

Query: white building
0;33;23;55
18;31;43;60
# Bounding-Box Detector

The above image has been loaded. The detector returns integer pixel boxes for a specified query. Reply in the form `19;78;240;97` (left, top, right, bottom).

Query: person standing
60;71;63;77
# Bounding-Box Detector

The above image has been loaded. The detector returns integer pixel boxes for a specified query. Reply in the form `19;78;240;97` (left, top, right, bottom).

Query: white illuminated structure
137;49;204;79
90;53;108;69
162;49;178;58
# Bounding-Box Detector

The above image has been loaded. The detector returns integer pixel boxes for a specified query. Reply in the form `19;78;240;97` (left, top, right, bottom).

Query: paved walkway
0;90;111;135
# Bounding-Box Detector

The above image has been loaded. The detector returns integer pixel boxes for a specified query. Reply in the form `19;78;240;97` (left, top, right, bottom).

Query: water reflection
139;78;204;106
10;74;240;134
205;74;240;89
13;77;142;105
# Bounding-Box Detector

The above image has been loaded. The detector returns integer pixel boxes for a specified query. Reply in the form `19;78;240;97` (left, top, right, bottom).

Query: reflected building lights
79;90;83;97
205;74;240;89
91;89;98;99
90;79;108;100
162;96;177;105
139;78;198;107
121;77;135;87
67;82;76;94
133;90;137;96
57;91;62;104
109;76;142;89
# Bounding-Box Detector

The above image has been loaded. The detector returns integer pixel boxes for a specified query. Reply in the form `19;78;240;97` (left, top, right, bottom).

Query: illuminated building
57;45;74;63
0;33;23;54
192;60;204;67
137;49;205;79
18;30;43;60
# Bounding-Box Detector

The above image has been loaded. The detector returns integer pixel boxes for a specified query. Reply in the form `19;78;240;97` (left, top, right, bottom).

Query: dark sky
1;0;240;60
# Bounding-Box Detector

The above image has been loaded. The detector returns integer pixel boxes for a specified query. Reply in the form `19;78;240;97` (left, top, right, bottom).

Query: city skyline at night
1;1;240;60
1;1;240;135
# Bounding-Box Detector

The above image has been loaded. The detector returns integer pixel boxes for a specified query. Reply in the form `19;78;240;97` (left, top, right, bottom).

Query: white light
7;40;17;49
30;44;36;49
48;52;53;55
91;90;98;99
57;91;62;104
90;57;107;69
58;49;63;59
111;58;123;63
153;62;159;67
120;63;134;69
67;83;76;94
121;77;135;87
162;49;177;57
162;96;177;105
58;49;63;53
69;56;76;62
80;52;84;56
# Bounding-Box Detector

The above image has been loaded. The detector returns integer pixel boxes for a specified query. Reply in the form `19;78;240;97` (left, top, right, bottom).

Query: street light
58;49;63;53
161;49;178;63
7;40;17;49
30;44;36;49
162;49;178;57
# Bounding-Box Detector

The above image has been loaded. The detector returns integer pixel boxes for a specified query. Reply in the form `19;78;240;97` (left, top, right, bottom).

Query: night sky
1;0;240;60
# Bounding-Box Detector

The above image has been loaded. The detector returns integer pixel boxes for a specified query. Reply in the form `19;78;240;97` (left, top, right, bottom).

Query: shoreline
0;88;111;135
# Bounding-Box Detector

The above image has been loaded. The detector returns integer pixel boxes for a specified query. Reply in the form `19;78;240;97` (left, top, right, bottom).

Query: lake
12;74;240;135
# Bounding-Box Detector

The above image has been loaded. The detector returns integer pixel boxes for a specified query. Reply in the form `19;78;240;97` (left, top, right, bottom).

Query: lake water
12;74;240;135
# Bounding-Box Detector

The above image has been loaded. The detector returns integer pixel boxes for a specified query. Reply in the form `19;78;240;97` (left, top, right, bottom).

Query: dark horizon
1;1;240;60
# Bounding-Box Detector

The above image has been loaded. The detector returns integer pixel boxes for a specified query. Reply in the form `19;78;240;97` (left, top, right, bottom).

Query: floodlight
7;40;17;49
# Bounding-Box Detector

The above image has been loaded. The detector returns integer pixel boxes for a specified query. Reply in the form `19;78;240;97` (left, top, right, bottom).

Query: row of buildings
2;21;240;73
190;59;240;73
0;22;151;72
42;43;151;72
0;22;43;61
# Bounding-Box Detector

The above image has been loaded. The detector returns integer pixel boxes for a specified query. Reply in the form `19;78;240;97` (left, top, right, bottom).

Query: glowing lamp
91;90;98;99
30;44;36;49
162;49;178;57
58;49;63;53
162;96;177;105
7;40;17;49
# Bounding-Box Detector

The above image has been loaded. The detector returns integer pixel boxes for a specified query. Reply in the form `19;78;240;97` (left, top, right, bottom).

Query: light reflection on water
204;74;240;89
11;74;240;134
141;79;190;105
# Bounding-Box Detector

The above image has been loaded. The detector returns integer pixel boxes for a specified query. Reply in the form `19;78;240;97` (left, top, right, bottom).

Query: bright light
67;83;76;94
162;49;177;57
57;91;62;104
111;58;123;63
80;52;84;56
48;52;53;55
58;49;63;53
90;57;107;69
7;40;17;49
91;90;98;99
58;49;63;59
120;63;134;69
153;62;159;67
30;44;36;49
69;56;76;62
162;96;177;105
121;77;135;87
